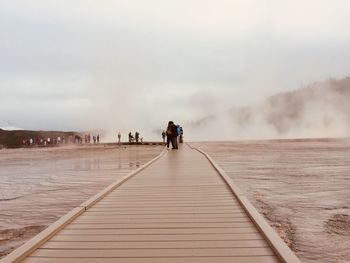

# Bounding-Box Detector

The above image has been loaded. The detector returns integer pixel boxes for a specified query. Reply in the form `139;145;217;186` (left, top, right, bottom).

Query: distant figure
179;127;184;143
162;131;166;143
135;132;140;143
97;134;100;143
118;132;121;144
166;123;171;148
93;135;96;144
176;125;181;143
128;132;132;143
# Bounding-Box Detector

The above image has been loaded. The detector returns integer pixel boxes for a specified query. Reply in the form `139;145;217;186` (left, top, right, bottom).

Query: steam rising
189;77;350;141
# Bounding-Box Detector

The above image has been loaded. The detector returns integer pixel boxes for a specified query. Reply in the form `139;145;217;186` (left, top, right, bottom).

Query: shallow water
0;144;163;258
192;139;350;263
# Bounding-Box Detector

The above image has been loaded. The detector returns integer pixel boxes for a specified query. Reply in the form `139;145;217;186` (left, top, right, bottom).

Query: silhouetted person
97;134;100;143
166;122;172;148
135;132;140;143
128;132;132;143
179;127;184;143
172;124;179;149
118;132;121;143
162;131;166;143
166;121;178;149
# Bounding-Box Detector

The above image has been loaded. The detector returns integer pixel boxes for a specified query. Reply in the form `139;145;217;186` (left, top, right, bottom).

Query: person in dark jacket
135;132;140;143
171;124;178;149
166;121;178;149
166;122;172;148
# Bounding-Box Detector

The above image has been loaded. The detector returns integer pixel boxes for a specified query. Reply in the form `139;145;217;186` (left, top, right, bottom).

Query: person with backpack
166;121;178;149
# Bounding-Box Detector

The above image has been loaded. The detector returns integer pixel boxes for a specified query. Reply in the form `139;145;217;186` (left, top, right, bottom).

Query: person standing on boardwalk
128;132;132;143
162;131;166;143
179;127;184;143
166;121;178;149
97;134;100;143
166;122;172;148
172;123;179;149
135;132;140;143
118;132;121;144
176;125;181;143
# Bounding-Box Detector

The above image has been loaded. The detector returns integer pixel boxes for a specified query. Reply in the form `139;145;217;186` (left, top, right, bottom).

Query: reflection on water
0;145;163;258
192;139;350;263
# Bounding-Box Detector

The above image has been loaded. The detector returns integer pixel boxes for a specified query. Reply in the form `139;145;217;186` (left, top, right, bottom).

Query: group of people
22;137;64;146
127;132;143;143
22;134;101;147
163;121;183;149
84;133;100;144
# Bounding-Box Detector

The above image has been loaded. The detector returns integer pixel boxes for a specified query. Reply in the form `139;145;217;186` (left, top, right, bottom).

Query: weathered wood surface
2;144;300;263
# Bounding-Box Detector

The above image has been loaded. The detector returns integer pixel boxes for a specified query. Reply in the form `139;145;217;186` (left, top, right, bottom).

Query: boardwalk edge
1;147;166;263
188;143;301;263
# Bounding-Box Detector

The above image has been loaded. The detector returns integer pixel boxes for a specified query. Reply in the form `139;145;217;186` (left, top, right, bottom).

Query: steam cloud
189;77;350;141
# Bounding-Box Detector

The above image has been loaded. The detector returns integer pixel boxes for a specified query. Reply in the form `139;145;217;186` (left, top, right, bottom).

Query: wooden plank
117;185;229;189
23;256;280;263
73;217;250;224
101;194;236;198
101;197;236;202
91;204;241;209
51;233;263;242
65;222;254;229
42;240;268;249
86;207;246;212
79;212;248;219
31;247;275;257
57;228;260;236
81;210;246;215
96;199;236;204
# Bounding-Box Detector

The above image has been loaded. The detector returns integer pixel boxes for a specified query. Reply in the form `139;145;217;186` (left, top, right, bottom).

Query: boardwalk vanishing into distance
2;144;300;263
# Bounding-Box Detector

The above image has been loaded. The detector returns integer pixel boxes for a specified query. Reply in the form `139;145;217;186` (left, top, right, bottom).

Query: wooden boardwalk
2;144;300;263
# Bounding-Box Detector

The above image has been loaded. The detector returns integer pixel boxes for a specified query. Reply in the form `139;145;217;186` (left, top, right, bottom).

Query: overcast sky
1;0;350;136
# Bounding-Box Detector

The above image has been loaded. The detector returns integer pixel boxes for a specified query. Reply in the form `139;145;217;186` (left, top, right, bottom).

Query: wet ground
0;144;163;258
192;139;350;263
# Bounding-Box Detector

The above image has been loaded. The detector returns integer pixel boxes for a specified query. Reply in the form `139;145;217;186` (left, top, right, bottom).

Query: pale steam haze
1;1;350;141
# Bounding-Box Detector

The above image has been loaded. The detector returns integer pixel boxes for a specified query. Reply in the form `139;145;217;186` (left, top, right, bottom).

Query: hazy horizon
1;1;350;140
